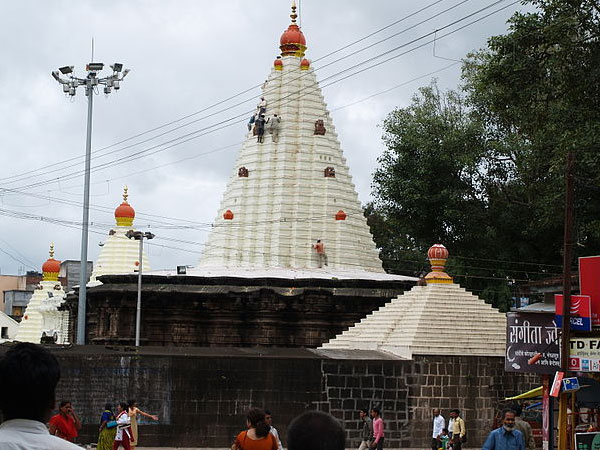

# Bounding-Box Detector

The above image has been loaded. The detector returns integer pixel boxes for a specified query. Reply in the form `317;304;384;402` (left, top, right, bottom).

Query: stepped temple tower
198;3;383;275
14;244;69;344
69;4;416;347
88;187;151;286
320;244;506;357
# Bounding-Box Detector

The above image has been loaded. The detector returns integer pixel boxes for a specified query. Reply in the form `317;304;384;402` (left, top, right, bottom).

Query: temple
67;5;416;347
197;2;384;276
320;244;507;357
14;244;69;344
88;186;151;286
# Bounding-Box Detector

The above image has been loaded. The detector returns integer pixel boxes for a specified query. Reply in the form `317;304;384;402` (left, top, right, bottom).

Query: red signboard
579;256;600;326
550;371;564;397
555;295;592;331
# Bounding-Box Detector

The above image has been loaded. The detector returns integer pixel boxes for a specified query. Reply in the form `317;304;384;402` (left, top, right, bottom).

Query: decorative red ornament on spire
274;57;283;70
280;1;307;57
223;209;234;220
115;186;135;227
300;58;310;70
335;210;347;221
424;243;453;284
42;243;61;281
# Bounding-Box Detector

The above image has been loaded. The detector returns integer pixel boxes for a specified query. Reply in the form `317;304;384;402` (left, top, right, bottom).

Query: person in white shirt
431;409;446;450
265;409;284;450
0;342;81;450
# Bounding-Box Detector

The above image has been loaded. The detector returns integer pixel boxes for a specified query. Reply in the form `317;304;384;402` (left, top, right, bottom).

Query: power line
0;0;458;186
2;0;507;191
9;0;519;196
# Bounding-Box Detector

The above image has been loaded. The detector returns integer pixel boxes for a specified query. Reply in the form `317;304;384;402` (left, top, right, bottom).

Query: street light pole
52;62;130;345
126;230;155;346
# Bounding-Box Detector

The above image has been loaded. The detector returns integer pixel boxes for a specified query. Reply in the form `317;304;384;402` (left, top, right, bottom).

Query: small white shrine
89;187;151;286
197;3;386;277
14;244;69;344
320;244;507;358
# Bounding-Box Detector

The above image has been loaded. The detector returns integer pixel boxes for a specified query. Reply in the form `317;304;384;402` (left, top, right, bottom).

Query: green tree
369;0;600;310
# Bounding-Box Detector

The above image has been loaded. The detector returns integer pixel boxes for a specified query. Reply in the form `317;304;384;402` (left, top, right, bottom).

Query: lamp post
52;62;130;345
126;230;155;346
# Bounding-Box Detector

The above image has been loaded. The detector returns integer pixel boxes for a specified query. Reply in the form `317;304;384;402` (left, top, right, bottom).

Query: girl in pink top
371;408;384;450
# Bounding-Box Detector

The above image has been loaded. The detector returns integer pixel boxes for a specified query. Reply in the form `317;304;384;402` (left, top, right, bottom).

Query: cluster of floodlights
51;63;130;96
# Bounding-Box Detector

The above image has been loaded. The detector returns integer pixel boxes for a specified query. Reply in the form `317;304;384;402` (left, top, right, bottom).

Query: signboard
562;377;580;392
574;432;600;450
542;376;550;450
569;338;600;372
579;256;600;326
555;294;592;331
506;312;560;374
550;371;564;397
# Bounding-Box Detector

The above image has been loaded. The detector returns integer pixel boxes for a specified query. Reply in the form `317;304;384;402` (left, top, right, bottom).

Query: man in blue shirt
482;409;525;450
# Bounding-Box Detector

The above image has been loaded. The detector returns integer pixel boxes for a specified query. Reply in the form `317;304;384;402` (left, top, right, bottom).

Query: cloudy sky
0;0;528;275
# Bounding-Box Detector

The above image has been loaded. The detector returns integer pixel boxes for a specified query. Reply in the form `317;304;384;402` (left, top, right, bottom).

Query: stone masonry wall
0;346;538;448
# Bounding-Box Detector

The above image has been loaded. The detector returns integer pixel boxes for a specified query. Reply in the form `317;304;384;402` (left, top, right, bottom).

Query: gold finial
290;1;297;23
123;185;129;203
49;243;55;258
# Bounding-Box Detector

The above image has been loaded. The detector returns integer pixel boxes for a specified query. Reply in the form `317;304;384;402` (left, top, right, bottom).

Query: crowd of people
0;342;546;450
0;343;160;450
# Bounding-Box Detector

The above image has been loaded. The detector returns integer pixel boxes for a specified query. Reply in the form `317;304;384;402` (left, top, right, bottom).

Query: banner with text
569;338;600;372
506;312;560;374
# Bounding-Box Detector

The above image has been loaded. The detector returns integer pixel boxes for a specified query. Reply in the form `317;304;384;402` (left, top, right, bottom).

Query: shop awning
505;386;543;400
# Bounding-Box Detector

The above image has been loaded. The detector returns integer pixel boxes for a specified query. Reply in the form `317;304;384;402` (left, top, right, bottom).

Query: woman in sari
114;402;133;450
127;399;159;447
98;403;116;450
233;408;278;450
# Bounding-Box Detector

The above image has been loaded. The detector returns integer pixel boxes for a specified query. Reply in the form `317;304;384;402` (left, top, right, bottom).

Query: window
1;327;8;339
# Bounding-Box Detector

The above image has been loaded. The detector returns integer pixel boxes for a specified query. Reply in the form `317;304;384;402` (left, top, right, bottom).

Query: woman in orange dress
233;408;278;450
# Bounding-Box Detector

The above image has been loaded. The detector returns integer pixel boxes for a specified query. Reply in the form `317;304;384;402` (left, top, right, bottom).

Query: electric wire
2;0;506;190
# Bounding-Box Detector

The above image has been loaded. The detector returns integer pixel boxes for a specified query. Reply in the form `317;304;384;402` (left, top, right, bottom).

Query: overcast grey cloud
0;0;527;274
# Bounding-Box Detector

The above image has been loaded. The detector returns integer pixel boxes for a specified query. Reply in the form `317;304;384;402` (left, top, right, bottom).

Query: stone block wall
0;346;538;448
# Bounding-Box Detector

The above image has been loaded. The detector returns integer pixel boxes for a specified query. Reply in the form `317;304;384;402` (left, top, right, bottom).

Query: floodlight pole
52;62;130;345
76;79;94;346
126;230;155;346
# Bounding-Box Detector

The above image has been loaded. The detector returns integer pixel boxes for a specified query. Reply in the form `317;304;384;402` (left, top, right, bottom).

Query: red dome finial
42;243;61;281
280;1;307;57
424;244;453;284
115;186;135;226
223;209;234;220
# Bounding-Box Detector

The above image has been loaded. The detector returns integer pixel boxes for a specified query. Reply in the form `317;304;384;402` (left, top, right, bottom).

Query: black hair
105;403;113;411
119;402;129;411
360;408;369;415
247;407;270;438
442;428;449;433
501;408;516;420
287;411;345;450
0;343;60;422
371;407;381;417
511;403;523;416
128;399;136;409
451;409;460;415
59;400;71;408
264;409;272;416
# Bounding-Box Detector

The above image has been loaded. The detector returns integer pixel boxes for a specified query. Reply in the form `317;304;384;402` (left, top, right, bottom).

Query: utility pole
558;149;575;450
52;62;130;345
126;230;155;346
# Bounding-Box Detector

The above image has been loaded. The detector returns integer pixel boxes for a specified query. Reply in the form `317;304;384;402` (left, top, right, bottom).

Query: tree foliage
369;0;600;310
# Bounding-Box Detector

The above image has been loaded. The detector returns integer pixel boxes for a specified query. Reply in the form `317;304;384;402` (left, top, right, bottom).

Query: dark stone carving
238;167;249;177
324;167;335;178
314;119;326;135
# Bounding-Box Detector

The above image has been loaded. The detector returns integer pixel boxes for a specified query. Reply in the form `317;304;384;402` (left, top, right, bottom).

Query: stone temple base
65;273;414;347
